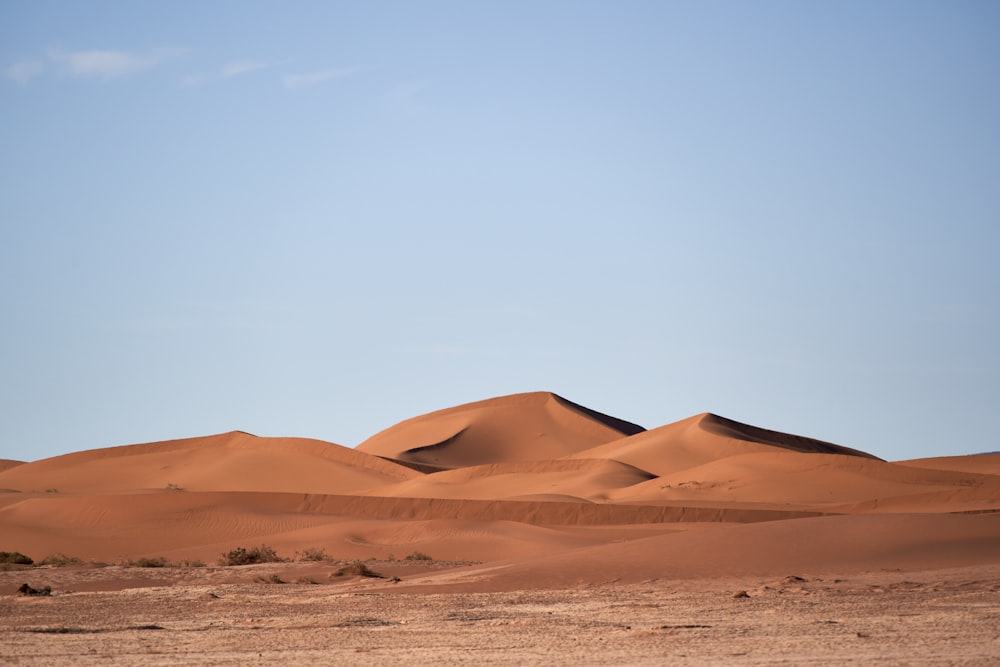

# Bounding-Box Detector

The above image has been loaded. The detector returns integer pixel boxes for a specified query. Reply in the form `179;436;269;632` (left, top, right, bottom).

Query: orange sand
1;391;997;588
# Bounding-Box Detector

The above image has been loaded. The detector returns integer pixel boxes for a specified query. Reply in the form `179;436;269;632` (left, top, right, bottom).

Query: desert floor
3;561;999;666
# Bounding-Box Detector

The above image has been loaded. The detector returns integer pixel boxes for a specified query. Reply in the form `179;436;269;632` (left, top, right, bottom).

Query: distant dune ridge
1;391;998;591
0;459;25;473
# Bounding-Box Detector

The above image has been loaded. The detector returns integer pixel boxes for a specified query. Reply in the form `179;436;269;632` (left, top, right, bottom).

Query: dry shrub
1;552;34;570
38;554;82;567
219;545;283;566
128;556;169;568
404;551;433;561
0;551;33;565
17;583;52;597
331;561;382;578
294;547;329;562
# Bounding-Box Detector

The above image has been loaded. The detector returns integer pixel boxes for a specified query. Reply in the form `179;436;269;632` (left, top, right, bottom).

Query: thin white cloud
182;58;274;87
4;60;43;84
49;47;186;79
220;59;269;78
283;66;362;90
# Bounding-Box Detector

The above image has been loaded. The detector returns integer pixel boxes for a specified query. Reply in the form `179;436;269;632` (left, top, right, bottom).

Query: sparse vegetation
17;583;51;596
219;545;283;566
25;627;98;634
331;561;383;578
294;547;329;562
24;624;163;633
404;551;433;561
165;482;183;491
177;559;206;568
0;551;34;565
38;554;82;567
128;557;169;568
45;488;58;493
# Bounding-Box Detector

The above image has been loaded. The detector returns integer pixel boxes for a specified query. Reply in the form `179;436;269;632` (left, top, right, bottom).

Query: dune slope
419;512;1000;591
364;458;657;502
570;412;876;477
356;391;645;471
0;431;418;495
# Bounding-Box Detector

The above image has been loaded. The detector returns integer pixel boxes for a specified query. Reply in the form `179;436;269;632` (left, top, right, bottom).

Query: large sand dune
355;391;645;471
2;391;997;587
0;431;417;495
397;512;1000;593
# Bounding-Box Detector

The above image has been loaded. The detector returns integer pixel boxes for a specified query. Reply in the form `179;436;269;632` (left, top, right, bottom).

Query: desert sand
2;391;998;664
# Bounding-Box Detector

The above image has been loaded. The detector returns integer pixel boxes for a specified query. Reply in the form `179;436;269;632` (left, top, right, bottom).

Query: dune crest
571;412;878;475
697;413;881;459
0;431;418;495
895;453;1000;476
0;459;24;473
356;391;644;471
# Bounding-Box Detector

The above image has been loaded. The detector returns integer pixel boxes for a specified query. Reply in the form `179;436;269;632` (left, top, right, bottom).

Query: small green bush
219;545;283;566
0;551;33;565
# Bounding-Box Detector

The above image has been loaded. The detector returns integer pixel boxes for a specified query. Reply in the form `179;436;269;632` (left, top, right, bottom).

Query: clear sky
2;1;998;463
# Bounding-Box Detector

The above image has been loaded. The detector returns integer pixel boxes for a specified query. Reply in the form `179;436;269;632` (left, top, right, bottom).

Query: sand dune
0;490;610;563
605;450;1000;511
0;431;417;495
699;413;880;458
896;452;1000;476
356;391;645;471
0;459;24;474
362;458;656;501
409;512;1000;592
1;392;997;598
569;412;876;478
0;490;827;563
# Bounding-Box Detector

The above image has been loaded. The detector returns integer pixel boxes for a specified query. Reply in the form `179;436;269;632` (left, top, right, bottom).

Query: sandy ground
2;562;999;666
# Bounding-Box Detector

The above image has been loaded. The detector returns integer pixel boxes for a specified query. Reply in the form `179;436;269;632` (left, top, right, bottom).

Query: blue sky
2;1;998;463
